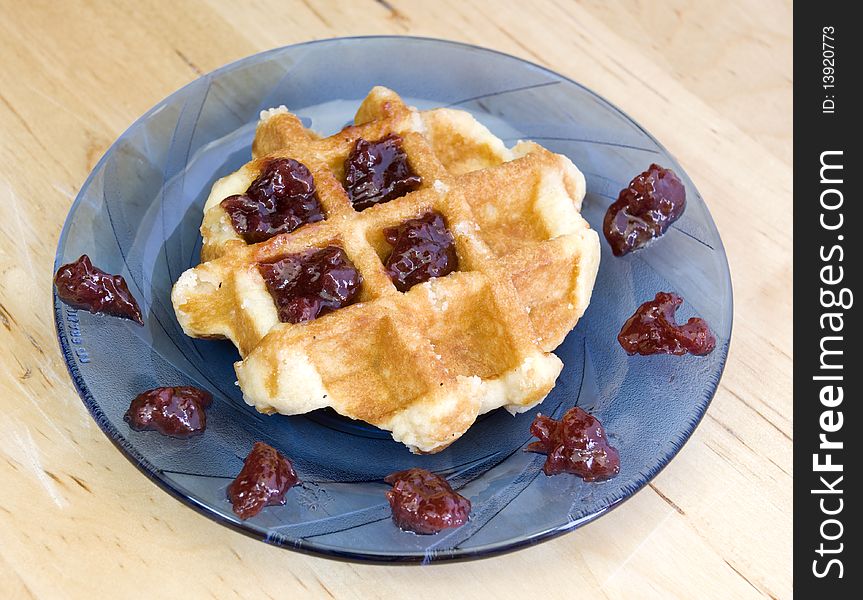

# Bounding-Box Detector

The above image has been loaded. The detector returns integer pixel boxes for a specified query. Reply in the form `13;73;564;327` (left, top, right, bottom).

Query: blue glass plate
53;36;732;563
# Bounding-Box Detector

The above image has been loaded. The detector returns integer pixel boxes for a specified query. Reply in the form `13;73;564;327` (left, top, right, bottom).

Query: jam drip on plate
603;163;685;256
258;246;362;324
527;407;620;481
384;211;458;292
618;292;716;356
221;157;324;244
344;135;422;211
54;254;144;325
124;386;212;437
227;442;299;520
385;468;471;534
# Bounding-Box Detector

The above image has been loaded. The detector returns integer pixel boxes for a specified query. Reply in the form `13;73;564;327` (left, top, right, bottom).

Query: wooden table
0;1;792;598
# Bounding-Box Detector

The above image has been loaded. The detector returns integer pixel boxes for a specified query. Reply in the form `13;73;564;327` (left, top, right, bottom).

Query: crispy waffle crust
171;87;600;453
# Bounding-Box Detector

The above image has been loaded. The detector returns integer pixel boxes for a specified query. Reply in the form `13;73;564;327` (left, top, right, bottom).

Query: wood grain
0;1;791;598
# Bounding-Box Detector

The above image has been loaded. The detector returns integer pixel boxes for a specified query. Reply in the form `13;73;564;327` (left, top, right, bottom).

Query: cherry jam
124;386;212;437
384;468;471;534
54;255;143;325
221;158;324;244
227;442;299;520
527;407;620;481
603;164;685;256
258;246;362;323
618;292;716;356
383;212;458;292
344;135;421;211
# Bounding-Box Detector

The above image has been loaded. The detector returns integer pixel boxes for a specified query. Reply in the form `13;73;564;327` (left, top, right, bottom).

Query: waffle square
172;87;600;452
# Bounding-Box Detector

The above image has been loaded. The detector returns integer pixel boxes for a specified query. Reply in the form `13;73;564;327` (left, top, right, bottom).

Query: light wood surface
0;1;792;598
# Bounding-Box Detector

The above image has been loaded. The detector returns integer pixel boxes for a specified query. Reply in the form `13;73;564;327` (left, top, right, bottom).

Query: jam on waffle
172;87;601;453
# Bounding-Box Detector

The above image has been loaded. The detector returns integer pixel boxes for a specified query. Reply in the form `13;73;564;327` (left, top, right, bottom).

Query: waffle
171;88;600;453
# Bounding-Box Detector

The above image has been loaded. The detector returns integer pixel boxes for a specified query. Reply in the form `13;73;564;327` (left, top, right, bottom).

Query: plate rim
52;34;733;564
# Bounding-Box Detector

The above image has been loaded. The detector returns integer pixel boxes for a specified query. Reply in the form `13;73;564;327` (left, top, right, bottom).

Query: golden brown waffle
171;88;600;453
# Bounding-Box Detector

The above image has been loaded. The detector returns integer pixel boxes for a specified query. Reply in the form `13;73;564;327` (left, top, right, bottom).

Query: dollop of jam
258;246;362;323
54;255;143;325
344;135;422;211
221;158;325;244
603;164;686;256
384;468;471;534
124;386;212;437
527;407;620;481
227;442;299;520
383;212;458;292
618;292;716;356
